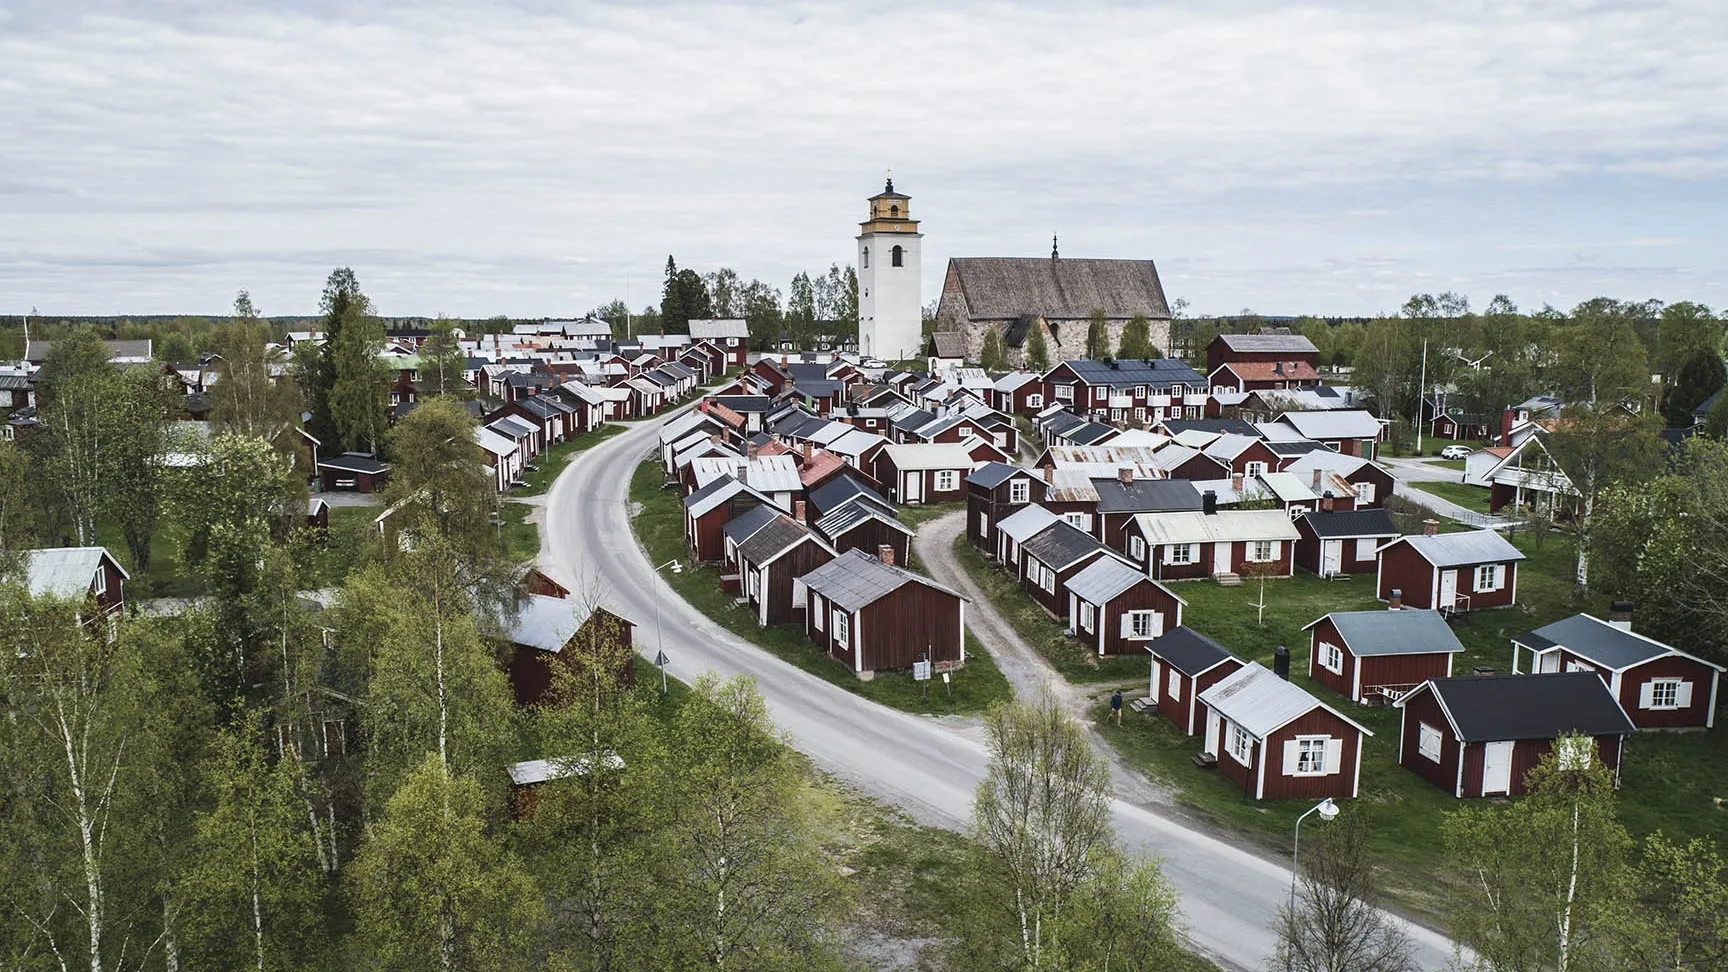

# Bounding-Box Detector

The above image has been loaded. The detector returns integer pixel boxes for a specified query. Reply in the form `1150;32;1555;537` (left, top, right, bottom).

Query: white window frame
1475;563;1504;592
1062;512;1090;530
1319;642;1343;675
1038;563;1056;593
1227;723;1253;764
1245;460;1266;477
1166;543;1196;566
832;610;849;645
1292;736;1329;776
1648;678;1682;710
1355;481;1376;503
958;426;972;439
935;470;959;492
1026;393;1044;409
1355;537;1379;561
1167;669;1182;701
1127;610;1158;639
1133;407;1146;421
1417;722;1443;763
1249;539;1276;563
1009;480;1030;504
1079;602;1095;632
1093;386;1107;401
92;567;107;596
812;601;825;631
1129;536;1147;562
1054;385;1074;403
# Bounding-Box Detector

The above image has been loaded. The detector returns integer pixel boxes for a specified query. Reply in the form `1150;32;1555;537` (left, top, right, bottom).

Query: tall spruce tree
315;268;388;454
1118;312;1154;360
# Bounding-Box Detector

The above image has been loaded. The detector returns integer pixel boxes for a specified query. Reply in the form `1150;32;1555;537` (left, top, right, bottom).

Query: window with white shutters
1319;642;1343;675
832;611;849;645
1292;736;1329;775
1130;536;1146;562
1355;481;1376;503
1227;724;1252;764
1246;461;1266;477
1167;543;1195;565
1417;722;1443;762
1123;610;1160;640
1249;540;1278;562
1642;678;1688;710
1027;394;1044;408
1079;602;1095;632
1475;564;1504;592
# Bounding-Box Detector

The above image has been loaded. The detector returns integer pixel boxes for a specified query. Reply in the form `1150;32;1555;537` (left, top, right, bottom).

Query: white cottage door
903;471;922;504
1482;741;1514;794
1322;541;1342;577
1438;570;1458;610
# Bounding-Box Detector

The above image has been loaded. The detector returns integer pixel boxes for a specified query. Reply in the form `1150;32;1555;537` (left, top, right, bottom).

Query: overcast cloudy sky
4;1;1725;319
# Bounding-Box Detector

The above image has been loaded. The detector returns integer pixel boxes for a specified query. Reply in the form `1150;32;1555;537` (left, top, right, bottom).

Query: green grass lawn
511;424;625;496
1429;458;1467;472
499;502;539;562
896;500;966;531
1408;479;1492;513
629;459;1012;716
1088;530;1728;924
950;533;1149;684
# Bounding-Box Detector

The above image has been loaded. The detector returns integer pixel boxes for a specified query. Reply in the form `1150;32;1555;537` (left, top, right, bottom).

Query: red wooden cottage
1197;662;1373;801
1143;628;1244;736
316;452;391;493
1293;508;1399;578
1376;526;1525;614
799;548;967;677
1063;556;1186;656
1123;505;1300;582
1511;610;1723;730
736;515;836;627
1394;673;1635;798
21;546;129;618
1018;521;1129;620
504;595;636;707
682;476;776;563
875;443;977;505
1302;609;1463;704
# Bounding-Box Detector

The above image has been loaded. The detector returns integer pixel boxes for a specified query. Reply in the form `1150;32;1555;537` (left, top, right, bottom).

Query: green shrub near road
629;458;1012;716
511;424;625;496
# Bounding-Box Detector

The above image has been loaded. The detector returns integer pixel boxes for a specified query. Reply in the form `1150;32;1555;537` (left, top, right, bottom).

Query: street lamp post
1290;797;1339;914
650;558;683;684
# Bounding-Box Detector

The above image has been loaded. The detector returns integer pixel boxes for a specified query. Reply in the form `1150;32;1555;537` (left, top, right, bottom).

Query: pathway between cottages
913;510;1174;808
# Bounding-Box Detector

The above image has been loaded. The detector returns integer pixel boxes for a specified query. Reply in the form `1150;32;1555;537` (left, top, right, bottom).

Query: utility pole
1413;338;1428;456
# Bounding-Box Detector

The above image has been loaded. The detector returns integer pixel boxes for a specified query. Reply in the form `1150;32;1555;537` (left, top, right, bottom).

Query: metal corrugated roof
508;594;600;653
883;443;976;471
1201;433;1262;460
1297;509;1398;539
1022;521;1115;572
1091;478;1203;514
1199;663;1371;740
722;503;781;545
1065;556;1152;605
474;427;516;457
737;515;821;566
1255;472;1318;503
1130;510;1301;546
1392;530;1525;568
1279;410;1382;440
22;547;125;599
997;504;1061;543
798;548;964;611
1306;609;1463;657
966;462;1023;489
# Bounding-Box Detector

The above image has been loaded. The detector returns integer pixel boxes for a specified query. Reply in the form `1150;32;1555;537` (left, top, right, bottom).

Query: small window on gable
92;567;107;596
891;245;904;267
1009;480;1030;504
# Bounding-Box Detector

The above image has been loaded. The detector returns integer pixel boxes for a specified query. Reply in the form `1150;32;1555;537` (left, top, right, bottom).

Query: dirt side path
914;511;1174;807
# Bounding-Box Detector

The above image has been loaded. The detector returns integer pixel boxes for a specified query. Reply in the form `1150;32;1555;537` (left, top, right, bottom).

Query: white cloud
2;0;1725;316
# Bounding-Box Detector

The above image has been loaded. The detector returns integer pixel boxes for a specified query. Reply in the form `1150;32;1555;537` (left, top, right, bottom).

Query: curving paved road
543;413;1456;971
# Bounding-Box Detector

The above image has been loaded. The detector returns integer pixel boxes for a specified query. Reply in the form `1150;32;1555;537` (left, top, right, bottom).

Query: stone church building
933;243;1174;366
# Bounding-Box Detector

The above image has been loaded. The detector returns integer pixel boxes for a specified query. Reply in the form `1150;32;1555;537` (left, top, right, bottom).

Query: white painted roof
882;442;977;471
1255;472;1318;503
1278;410;1382;440
997;504;1061;543
508;752;625;786
1170;429;1223;449
1281;449;1371;477
827;428;888;457
1199;662;1372;740
474;427;516;457
1130;509;1301;546
22;547;125;599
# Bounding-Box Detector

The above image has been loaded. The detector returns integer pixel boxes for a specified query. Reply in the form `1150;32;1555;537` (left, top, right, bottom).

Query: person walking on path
1109;689;1124;726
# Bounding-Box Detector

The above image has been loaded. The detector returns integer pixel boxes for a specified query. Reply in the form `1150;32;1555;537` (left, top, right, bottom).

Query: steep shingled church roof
948;257;1171;322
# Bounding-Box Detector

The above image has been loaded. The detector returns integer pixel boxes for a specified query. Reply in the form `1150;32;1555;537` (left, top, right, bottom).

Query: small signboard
913;660;932;681
653;650;669;667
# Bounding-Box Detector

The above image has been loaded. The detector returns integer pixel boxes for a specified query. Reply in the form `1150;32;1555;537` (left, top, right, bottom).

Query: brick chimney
1609;600;1633;631
803;440;813;460
1043;465;1053;483
1388;588;1402;610
1422;518;1439;537
747;441;760;461
1118;466;1133;485
1320;491;1334;512
794;500;807;523
1500;407;1516;445
877;544;895;566
1231;472;1245;495
1311;468;1323;490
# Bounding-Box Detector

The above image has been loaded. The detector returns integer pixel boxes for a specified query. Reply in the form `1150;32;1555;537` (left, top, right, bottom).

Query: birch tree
180;717;325;972
350;754;540;972
30;330;118;545
648;675;850;971
1274;814;1416;972
0;589;144;972
966;693;1114;970
211;291;302;438
1442;737;1631;972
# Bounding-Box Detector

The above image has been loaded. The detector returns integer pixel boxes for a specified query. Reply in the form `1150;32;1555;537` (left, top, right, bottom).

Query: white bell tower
856;173;923;362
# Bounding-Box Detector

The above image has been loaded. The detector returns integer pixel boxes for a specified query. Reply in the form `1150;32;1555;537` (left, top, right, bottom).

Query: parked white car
1439;444;1473;460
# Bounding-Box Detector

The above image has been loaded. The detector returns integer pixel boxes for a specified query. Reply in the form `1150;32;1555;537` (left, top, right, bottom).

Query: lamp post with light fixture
1291;797;1339;913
